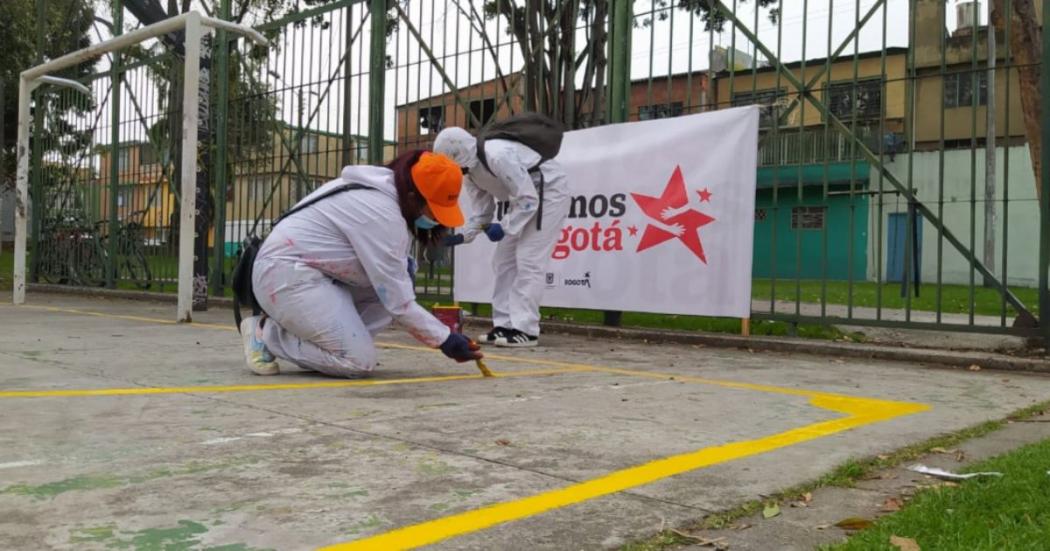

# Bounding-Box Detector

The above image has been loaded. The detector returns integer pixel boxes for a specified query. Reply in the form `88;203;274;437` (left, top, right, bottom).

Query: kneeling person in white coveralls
433;126;570;348
239;150;483;377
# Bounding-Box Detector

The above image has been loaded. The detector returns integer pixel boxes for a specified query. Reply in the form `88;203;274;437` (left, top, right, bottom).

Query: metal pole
107;0;123;289
210;0;231;297
341;4;354;167
1040;0;1050;345
13;78;32;304
367;0;386;164
984;1;997;286
177;11;202;322
608;0;631;125
603;0;632;327
1;83;5;259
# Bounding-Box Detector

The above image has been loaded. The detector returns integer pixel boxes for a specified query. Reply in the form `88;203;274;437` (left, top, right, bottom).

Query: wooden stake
741;318;751;337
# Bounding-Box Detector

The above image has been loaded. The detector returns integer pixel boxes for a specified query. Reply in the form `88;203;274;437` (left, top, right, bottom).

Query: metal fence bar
1040;0;1050;346
107;0;123;289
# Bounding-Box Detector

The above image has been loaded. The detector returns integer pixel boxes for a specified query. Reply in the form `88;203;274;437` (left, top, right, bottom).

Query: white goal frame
12;11;267;321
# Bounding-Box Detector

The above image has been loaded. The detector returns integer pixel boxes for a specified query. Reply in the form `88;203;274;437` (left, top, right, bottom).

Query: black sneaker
478;326;511;345
494;328;538;348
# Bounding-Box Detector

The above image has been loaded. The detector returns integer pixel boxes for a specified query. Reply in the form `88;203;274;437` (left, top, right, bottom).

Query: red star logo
698;188;713;202
630;166;715;263
628;225;639;237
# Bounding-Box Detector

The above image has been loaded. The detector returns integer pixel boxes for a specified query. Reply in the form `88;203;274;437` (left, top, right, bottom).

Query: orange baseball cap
411;152;465;227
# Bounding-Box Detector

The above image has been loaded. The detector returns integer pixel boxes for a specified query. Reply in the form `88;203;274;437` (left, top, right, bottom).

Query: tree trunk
991;0;1043;200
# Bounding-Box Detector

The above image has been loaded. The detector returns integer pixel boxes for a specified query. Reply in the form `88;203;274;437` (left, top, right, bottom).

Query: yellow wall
715;53;908;129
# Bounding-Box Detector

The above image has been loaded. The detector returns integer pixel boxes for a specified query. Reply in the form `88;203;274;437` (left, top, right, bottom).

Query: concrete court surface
2;294;1050;550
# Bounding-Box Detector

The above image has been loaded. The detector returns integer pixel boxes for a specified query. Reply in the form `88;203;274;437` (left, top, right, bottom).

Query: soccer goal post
12;11;266;322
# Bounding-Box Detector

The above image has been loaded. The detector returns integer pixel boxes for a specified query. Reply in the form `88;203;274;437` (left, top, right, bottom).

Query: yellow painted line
321;395;925;551
10;302;931;550
0;368;576;399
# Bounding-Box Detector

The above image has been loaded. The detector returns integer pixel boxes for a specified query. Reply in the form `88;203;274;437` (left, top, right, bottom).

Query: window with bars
826;79;883;121
299;134;319;154
418;105;444;134
248;176;273;202
944;71;988;108
732;90;785;127
791;206;826;229
639;102;684;120
468;99;496;129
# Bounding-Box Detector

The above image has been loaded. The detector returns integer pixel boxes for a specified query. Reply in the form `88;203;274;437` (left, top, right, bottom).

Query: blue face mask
414;214;439;230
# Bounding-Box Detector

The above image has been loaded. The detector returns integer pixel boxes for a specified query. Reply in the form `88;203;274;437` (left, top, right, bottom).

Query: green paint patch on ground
344;514;384;535
2;458;260;500
829;437;1050;551
68;519;273;551
3;473;124;500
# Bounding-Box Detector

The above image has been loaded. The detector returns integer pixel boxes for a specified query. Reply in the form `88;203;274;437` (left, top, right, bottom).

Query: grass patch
829;436;1050;550
752;279;1039;318
458;302;862;341
620;401;1050;550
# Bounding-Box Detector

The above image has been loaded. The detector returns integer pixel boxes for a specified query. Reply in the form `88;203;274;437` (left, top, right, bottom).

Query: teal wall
752;182;869;280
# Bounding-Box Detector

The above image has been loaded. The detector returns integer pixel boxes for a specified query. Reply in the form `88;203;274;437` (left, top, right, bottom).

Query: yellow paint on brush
474;359;494;377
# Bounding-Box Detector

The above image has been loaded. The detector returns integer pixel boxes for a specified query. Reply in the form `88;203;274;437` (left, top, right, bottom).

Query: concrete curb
27;284;1050;373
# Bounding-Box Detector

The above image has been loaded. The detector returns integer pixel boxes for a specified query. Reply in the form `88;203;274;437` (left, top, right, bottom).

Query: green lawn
829;437;1050;550
457;302;852;340
753;279;1040;318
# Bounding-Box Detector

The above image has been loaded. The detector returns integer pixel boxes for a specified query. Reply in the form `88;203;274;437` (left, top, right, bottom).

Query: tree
476;0;778;129
0;0;96;197
990;0;1044;200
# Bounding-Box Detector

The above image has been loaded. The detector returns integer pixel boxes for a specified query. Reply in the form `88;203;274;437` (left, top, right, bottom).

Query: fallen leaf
969;364;982;371
835;517;874;531
890;535;921;551
929;447;951;454
763;503;781;519
877;454;891;461
802;492;813;503
955;450;966;462
815;524;832;531
881;497;903;512
495;439;511;446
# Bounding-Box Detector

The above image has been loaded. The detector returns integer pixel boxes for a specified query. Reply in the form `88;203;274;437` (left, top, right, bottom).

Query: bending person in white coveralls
239;150;483;377
433;127;570;348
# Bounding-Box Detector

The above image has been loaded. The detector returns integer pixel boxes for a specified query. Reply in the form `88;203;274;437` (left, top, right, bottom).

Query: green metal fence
23;0;1050;343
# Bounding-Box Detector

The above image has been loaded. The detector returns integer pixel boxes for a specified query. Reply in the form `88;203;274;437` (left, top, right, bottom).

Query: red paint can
432;305;464;334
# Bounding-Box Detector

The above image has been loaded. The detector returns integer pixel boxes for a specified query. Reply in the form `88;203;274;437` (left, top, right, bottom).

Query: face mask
414;214;439;230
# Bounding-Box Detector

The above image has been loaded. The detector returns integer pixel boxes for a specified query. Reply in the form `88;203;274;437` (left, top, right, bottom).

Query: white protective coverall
433;128;570;336
251;165;450;378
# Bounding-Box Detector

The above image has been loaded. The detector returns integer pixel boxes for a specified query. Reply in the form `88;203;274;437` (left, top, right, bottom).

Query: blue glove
407;256;417;280
440;333;482;363
483;223;505;242
442;234;466;247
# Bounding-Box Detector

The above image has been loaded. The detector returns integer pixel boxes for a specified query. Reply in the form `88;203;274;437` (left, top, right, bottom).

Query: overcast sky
75;0;978;150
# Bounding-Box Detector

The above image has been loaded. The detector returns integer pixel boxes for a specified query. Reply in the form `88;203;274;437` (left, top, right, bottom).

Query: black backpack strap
273;182;374;226
529;163;545;231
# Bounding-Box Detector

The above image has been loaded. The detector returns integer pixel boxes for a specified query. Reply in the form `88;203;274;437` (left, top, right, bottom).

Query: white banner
454;106;759;318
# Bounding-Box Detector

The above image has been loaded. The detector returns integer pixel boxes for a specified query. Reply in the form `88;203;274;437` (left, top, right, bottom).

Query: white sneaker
494;329;539;348
240;316;279;375
478;327;511;345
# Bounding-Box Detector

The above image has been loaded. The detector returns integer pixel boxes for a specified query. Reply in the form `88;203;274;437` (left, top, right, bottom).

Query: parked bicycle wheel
70;230;107;287
123;248;153;290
